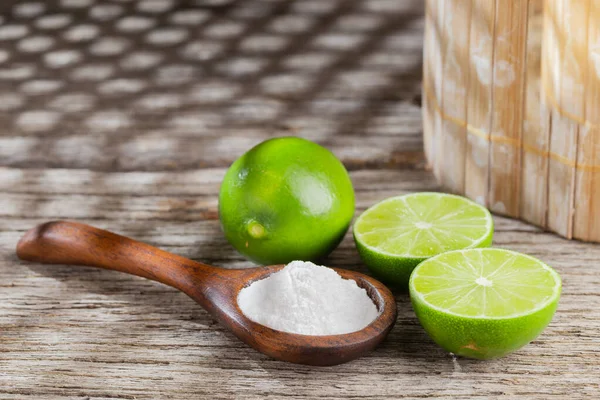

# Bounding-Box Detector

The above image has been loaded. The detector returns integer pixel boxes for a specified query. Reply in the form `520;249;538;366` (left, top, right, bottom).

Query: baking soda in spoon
238;261;380;335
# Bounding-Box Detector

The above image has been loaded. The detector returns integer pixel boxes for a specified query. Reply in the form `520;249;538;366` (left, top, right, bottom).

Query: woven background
0;0;424;171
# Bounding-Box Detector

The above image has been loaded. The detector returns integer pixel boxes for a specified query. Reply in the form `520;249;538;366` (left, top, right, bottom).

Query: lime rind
219;137;355;265
409;248;562;320
411;294;560;359
354;192;494;259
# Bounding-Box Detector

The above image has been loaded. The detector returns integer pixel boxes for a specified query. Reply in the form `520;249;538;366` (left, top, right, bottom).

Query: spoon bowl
16;221;397;366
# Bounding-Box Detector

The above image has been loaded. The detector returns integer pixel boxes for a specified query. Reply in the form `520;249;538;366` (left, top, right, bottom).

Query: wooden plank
520;0;548;227
439;0;471;193
0;168;437;198
0;166;540;231
486;0;529;216
464;0;495;206
545;0;590;238
0;169;439;225
573;0;600;241
0;125;424;172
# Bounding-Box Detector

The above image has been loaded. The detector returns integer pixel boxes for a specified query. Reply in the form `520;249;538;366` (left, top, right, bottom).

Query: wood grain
439;0;471;193
464;0;495;206
486;0;528;216
422;0;435;168
423;0;600;243
520;0;547;227
2;167;600;398
544;0;590;239
422;0;445;179
573;0;600;241
431;0;445;184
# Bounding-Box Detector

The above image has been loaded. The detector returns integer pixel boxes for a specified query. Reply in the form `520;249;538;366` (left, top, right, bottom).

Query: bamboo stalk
439;0;472;194
487;0;529;216
464;0;495;206
544;0;590;239
573;0;600;241
519;0;547;226
541;0;562;233
422;0;435;170
422;0;445;174
431;0;446;183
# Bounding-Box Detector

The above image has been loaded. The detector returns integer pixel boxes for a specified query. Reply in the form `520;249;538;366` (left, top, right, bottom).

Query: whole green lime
219;137;355;265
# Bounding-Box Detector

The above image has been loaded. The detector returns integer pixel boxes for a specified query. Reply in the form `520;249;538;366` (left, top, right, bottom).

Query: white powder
237;260;380;335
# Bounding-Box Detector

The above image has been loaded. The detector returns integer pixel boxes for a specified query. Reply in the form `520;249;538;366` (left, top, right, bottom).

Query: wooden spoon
16;221;397;366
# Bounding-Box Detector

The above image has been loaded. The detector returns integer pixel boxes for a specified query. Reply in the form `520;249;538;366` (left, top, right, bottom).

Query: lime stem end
247;221;267;239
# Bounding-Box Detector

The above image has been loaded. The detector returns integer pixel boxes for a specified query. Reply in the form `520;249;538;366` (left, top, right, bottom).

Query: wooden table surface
1;0;599;398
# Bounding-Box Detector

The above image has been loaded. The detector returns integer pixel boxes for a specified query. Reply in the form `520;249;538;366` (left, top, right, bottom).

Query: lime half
410;248;561;359
353;192;493;287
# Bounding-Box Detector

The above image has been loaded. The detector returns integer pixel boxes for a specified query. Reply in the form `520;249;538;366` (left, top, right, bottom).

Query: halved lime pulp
410;248;561;359
353;192;493;287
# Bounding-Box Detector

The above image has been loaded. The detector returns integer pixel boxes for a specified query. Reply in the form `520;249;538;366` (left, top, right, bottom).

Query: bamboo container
423;0;600;243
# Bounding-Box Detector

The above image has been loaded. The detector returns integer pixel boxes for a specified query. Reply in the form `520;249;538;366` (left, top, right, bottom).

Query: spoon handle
16;221;217;293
